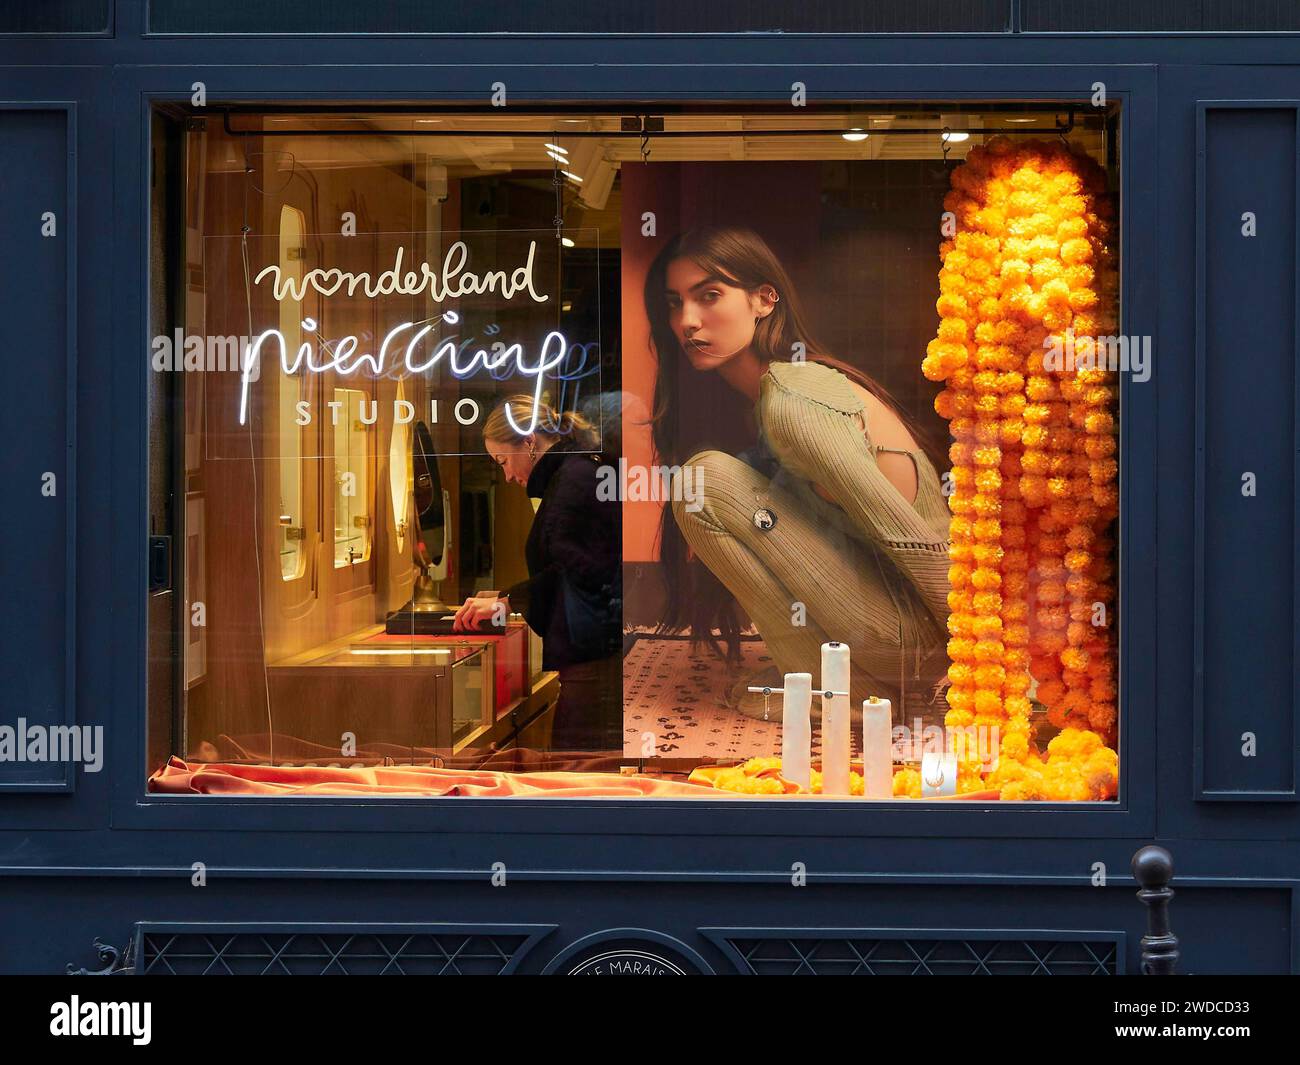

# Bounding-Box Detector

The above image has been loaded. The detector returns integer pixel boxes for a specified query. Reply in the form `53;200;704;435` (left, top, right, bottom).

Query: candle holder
746;684;784;722
745;686;849;721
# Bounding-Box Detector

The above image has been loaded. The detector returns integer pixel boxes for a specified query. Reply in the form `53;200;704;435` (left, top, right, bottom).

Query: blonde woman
454;395;622;750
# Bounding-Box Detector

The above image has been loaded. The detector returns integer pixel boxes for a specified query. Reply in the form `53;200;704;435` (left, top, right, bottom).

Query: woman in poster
647;225;953;720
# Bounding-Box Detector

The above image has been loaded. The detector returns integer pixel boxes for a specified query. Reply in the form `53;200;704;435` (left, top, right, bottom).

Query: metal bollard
1132;844;1179;975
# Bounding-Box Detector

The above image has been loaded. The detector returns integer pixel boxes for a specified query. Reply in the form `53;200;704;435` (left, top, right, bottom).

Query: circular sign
542;929;712;975
567;948;689;976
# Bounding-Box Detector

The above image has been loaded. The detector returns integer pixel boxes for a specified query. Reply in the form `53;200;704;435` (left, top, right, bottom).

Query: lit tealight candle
820;642;851;796
861;696;893;799
920;751;958;797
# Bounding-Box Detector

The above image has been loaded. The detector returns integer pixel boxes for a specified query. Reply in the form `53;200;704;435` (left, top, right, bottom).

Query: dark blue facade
1;0;1298;975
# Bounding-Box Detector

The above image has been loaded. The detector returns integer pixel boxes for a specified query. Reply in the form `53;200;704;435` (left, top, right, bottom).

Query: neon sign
239;321;570;433
233;235;591;437
253;240;549;306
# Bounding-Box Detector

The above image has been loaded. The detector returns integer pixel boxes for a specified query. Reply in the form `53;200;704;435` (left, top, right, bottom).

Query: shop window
148;104;1123;803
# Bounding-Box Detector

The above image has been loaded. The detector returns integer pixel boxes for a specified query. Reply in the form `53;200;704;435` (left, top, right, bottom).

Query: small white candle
820;641;851;796
861;696;893;799
781;673;812;792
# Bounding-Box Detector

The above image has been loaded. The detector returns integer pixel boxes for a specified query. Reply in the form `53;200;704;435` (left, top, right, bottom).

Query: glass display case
250;619;534;760
265;631;490;757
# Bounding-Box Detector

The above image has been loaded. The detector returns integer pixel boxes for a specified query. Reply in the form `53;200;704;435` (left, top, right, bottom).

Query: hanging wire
551;132;565;244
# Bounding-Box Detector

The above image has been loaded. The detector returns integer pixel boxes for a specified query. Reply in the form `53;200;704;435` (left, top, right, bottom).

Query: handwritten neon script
254;241;549;305
239;321;568;435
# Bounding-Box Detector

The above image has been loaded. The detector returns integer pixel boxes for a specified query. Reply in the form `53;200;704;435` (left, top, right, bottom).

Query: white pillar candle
861;696;893;799
781;673;812;793
820;641;851;796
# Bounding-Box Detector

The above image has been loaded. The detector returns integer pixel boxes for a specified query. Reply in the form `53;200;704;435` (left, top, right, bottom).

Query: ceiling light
544;142;569;155
941;130;970;143
842;128;869;142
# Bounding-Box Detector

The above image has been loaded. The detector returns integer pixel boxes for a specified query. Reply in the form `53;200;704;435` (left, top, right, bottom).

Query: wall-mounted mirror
385;420;456;633
413;421;448;577
389;381;412;555
333;387;371;567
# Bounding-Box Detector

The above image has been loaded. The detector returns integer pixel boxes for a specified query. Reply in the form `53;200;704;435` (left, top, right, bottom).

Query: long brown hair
645;225;945;661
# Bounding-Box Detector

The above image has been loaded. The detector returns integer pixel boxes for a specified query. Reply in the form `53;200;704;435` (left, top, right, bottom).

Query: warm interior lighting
348;648;453;656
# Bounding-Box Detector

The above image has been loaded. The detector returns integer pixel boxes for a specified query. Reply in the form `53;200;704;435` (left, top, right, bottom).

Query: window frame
111;62;1159;846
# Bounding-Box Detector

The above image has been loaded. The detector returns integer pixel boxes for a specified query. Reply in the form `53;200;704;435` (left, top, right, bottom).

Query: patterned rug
621;634;861;763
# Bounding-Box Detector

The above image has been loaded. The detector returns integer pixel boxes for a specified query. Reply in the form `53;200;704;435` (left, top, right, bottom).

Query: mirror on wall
332;387;371;567
389;381;412;555
385;420;456;632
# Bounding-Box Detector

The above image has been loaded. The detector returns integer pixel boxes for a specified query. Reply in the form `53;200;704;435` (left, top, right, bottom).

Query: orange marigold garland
924;137;1119;801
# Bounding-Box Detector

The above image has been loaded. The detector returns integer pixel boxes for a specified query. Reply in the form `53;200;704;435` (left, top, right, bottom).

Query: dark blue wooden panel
0;105;76;790
146;0;1009;35
4;876;1291;975
1195;104;1299;800
0;1;111;35
1025;1;1300;31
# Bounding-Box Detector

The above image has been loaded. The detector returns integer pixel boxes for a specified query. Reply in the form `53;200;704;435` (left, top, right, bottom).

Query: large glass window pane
148;105;1122;803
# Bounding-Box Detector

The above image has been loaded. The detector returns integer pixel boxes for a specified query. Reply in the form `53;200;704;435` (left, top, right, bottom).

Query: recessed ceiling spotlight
544;142;569;155
562;170;583;183
561;236;575;248
941;130;971;143
842;128;869;142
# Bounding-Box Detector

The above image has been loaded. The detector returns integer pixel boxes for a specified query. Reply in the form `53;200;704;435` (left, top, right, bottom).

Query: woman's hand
452;594;508;632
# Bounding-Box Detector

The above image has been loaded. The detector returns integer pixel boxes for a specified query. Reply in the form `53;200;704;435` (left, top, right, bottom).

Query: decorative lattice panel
137;928;543;975
719;935;1118;975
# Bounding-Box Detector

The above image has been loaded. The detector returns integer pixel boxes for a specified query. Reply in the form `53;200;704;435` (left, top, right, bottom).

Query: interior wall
181;128;460;755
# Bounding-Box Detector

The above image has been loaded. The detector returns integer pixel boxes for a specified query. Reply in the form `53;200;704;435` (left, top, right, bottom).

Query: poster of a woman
621;162;957;754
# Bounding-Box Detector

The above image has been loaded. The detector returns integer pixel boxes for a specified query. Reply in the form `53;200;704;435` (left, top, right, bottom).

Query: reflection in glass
277;205;306;581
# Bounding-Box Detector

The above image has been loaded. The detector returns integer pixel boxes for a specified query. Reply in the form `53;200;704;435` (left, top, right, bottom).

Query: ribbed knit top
756;360;952;627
